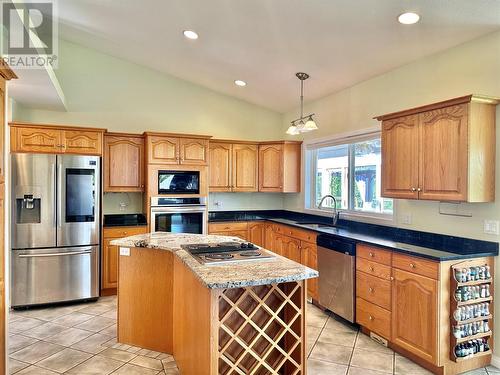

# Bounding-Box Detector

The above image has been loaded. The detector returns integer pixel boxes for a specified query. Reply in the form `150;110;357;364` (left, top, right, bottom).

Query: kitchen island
111;233;318;375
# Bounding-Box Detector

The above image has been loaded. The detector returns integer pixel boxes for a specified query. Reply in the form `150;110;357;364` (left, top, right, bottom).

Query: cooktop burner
182;241;274;264
205;253;234;260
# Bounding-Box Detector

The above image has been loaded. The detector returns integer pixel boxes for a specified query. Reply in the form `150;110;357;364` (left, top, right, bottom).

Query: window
307;134;393;216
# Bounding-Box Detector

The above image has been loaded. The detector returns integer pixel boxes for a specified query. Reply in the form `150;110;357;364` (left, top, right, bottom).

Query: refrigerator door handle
18;249;93;258
57;161;63;228
52;162;57;226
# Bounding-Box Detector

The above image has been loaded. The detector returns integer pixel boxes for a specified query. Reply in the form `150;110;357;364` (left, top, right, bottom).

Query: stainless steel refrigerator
11;153;100;307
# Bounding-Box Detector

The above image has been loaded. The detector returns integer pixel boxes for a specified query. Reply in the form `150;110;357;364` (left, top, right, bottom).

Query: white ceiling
18;1;500;112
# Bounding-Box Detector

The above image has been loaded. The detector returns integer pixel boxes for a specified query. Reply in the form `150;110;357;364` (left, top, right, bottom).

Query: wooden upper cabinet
147;135;179;164
232;144;258;192
391;268;438;365
419;105;468;201
209;141;259;192
258;142;301;193
377;95;498;202
104;134;144;192
146;133;210;165
209;142;231;192
10;123;105;155
179;138;208;165
381;115;419;199
11;126;62;153
259;144;283;192
63;130;103;155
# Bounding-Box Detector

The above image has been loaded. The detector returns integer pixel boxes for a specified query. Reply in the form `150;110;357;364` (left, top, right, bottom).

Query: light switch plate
401;213;412;225
119;247;130;256
484;220;500;235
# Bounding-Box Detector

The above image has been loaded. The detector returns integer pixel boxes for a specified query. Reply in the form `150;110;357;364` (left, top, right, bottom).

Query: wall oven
158;170;200;195
150;197;207;234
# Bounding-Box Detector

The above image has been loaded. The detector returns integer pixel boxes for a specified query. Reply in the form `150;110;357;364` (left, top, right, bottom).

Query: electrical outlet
119;202;127;211
213;201;222;207
119;247;130;256
484;220;500;235
401;213;412;225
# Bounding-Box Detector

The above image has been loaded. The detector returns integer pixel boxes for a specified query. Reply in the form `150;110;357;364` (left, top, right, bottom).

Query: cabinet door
381;115;419;199
284;237;301;263
258;144;283;192
264;224;275;251
209;142;231;192
63;130;103;155
419;104;468;201
0;82;4;182
102;238;118;289
301;241;319;300
248;222;265;247
11;126;62;153
273;234;287;256
104;136;144;192
148;136;179;164
392;268;438;365
211;230;248;240
179;138;208;165
0;187;4;375
232;144;258;192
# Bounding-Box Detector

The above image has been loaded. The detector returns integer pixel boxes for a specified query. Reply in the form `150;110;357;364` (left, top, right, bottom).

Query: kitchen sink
296;222;335;229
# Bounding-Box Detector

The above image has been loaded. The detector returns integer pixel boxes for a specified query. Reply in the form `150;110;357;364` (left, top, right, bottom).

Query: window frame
304;128;395;224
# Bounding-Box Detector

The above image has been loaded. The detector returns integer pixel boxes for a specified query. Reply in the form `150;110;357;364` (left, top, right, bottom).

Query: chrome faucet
318;194;340;226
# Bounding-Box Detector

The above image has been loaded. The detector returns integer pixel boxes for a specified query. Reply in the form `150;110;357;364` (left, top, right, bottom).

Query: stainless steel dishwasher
317;234;356;322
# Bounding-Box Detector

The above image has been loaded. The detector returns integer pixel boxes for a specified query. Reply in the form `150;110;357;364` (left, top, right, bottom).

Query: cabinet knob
369;252;374;257
368;315;374;321
390;276;394;281
409;263;415;268
368;287;374;293
369;266;374;272
411;187;417;192
417;188;422;192
122;231;127;235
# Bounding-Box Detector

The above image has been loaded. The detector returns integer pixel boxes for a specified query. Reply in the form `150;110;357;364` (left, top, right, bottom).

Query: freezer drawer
11;246;99;307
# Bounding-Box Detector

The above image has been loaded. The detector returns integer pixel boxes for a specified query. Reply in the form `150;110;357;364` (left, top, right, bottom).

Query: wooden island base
118;247;307;375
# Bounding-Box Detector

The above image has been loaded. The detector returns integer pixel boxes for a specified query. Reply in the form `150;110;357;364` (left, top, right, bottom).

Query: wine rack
450;260;493;362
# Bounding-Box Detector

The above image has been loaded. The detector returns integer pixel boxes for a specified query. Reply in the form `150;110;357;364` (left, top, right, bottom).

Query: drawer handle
369;252;374;257
368;287;374;293
409;263;416;268
368;315;374;321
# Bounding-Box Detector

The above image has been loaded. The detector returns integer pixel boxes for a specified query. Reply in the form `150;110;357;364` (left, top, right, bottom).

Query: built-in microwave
158;170;200;195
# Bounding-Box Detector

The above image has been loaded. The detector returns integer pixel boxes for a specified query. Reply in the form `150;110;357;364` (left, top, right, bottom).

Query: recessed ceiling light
398;12;420;25
234;80;247;87
183;30;199;40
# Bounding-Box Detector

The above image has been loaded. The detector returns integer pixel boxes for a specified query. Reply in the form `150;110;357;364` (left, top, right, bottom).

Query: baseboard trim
491;354;500;369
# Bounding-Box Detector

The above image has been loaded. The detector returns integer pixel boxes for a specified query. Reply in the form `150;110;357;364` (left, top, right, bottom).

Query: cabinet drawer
274;224;316;243
356;258;392;281
103;226;148;239
356;297;391;339
208;222;248;232
392;253;439;280
356;272;391;310
210;230;248;241
357;244;392;266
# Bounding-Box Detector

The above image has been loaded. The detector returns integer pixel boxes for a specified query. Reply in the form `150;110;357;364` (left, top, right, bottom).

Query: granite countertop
209;210;499;261
111;233;318;290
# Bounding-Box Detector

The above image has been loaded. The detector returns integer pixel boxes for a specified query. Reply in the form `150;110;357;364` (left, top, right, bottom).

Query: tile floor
7;296;500;374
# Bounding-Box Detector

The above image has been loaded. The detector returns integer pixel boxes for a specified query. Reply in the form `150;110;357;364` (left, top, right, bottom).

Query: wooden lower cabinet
392;268;438;365
208;222;249;240
301;241;319;300
102;226;148;293
248;222;265;247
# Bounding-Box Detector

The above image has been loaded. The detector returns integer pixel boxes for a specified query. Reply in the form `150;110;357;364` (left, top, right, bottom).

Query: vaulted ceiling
11;0;500;112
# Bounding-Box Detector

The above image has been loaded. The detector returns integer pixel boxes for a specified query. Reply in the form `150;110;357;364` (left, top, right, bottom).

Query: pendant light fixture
286;72;318;135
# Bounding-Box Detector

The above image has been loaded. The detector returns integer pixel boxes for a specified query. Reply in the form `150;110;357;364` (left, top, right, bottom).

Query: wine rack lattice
218;281;304;375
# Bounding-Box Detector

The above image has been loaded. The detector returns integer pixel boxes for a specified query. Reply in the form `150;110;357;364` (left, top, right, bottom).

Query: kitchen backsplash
102;192;143;214
209;193;285;211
